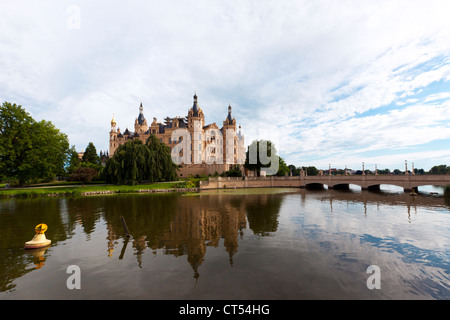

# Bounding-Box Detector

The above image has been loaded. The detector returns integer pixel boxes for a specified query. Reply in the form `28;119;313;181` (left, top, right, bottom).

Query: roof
192;93;199;116
137;113;146;125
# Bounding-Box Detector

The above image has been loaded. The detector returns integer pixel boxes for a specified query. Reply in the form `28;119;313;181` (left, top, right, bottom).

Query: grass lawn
0;181;184;198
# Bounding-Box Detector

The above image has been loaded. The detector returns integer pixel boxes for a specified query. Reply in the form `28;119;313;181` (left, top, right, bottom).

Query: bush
69;167;98;186
173;180;196;188
220;165;242;177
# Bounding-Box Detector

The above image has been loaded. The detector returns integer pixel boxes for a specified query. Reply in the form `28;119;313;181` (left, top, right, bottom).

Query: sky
1;0;450;171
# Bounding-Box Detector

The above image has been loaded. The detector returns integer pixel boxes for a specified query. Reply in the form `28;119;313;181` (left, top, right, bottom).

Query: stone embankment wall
80;188;199;196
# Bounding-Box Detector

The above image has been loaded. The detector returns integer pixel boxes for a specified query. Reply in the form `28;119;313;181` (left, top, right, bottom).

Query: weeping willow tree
146;134;178;183
104;136;178;185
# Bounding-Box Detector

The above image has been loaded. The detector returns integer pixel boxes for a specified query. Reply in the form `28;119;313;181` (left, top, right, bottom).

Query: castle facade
109;93;245;177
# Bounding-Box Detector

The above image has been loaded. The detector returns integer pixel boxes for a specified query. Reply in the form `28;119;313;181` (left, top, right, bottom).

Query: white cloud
1;0;450;168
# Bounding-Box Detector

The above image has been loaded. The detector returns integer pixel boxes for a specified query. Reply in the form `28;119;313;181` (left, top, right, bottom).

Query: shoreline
79;187;199;196
0;182;200;198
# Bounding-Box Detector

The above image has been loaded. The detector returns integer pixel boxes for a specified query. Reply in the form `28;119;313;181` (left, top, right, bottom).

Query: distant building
109;93;245;177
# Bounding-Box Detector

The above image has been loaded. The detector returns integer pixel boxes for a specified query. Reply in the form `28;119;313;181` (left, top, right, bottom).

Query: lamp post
362;162;365;175
405;160;408;175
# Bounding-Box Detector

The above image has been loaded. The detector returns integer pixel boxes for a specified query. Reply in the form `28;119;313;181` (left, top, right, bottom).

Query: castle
109;93;245;177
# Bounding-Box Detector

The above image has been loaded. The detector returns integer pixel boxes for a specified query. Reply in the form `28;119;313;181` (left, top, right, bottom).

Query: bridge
199;174;450;192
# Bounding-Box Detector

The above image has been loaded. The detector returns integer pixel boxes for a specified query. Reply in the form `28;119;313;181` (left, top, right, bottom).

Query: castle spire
137;102;145;125
192;92;198;116
226;104;233;123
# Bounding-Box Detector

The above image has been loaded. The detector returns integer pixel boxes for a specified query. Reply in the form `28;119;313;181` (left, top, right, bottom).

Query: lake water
1;186;449;300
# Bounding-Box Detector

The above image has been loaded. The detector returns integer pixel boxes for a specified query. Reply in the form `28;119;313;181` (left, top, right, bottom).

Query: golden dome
111;113;116;126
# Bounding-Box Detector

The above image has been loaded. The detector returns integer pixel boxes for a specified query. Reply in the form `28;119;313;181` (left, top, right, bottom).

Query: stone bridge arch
199;174;450;192
302;174;450;193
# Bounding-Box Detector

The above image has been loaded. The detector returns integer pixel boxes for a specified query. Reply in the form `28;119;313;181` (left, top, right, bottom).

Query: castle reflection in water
103;192;282;278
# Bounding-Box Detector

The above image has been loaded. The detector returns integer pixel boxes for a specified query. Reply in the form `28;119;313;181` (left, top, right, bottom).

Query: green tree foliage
66;145;81;174
82;142;101;165
220;165;243;177
288;165;300;176
276;157;289;176
104;135;178;185
244;139;278;176
300;166;319;176
146;134;178;183
429;164;450;175
377;168;391;175
0;102;69;185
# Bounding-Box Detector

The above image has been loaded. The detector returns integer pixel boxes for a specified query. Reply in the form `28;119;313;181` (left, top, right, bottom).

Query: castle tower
223;105;237;166
188;92;205;129
237;124;245;165
188;92;205;164
135;102;148;134
109;114;117;156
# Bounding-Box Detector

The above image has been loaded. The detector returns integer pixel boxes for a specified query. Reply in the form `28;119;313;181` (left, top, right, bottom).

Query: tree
276;157;289;176
105;139;148;185
301;166;318;176
429;165;449;175
220;165;242;177
377;168;391;175
0;102;69;185
66;145;81;175
244;140;279;176
82;142;101;165
288;165;300;176
146;134;178;183
69;167;98;186
104;135;178;185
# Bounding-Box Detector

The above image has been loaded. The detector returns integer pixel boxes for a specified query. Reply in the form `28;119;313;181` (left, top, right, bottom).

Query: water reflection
1;188;449;299
26;246;50;270
102;193;283;278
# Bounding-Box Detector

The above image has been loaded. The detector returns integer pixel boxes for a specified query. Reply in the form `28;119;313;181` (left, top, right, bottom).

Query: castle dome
225;105;234;125
137;102;146;125
192;92;199;116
